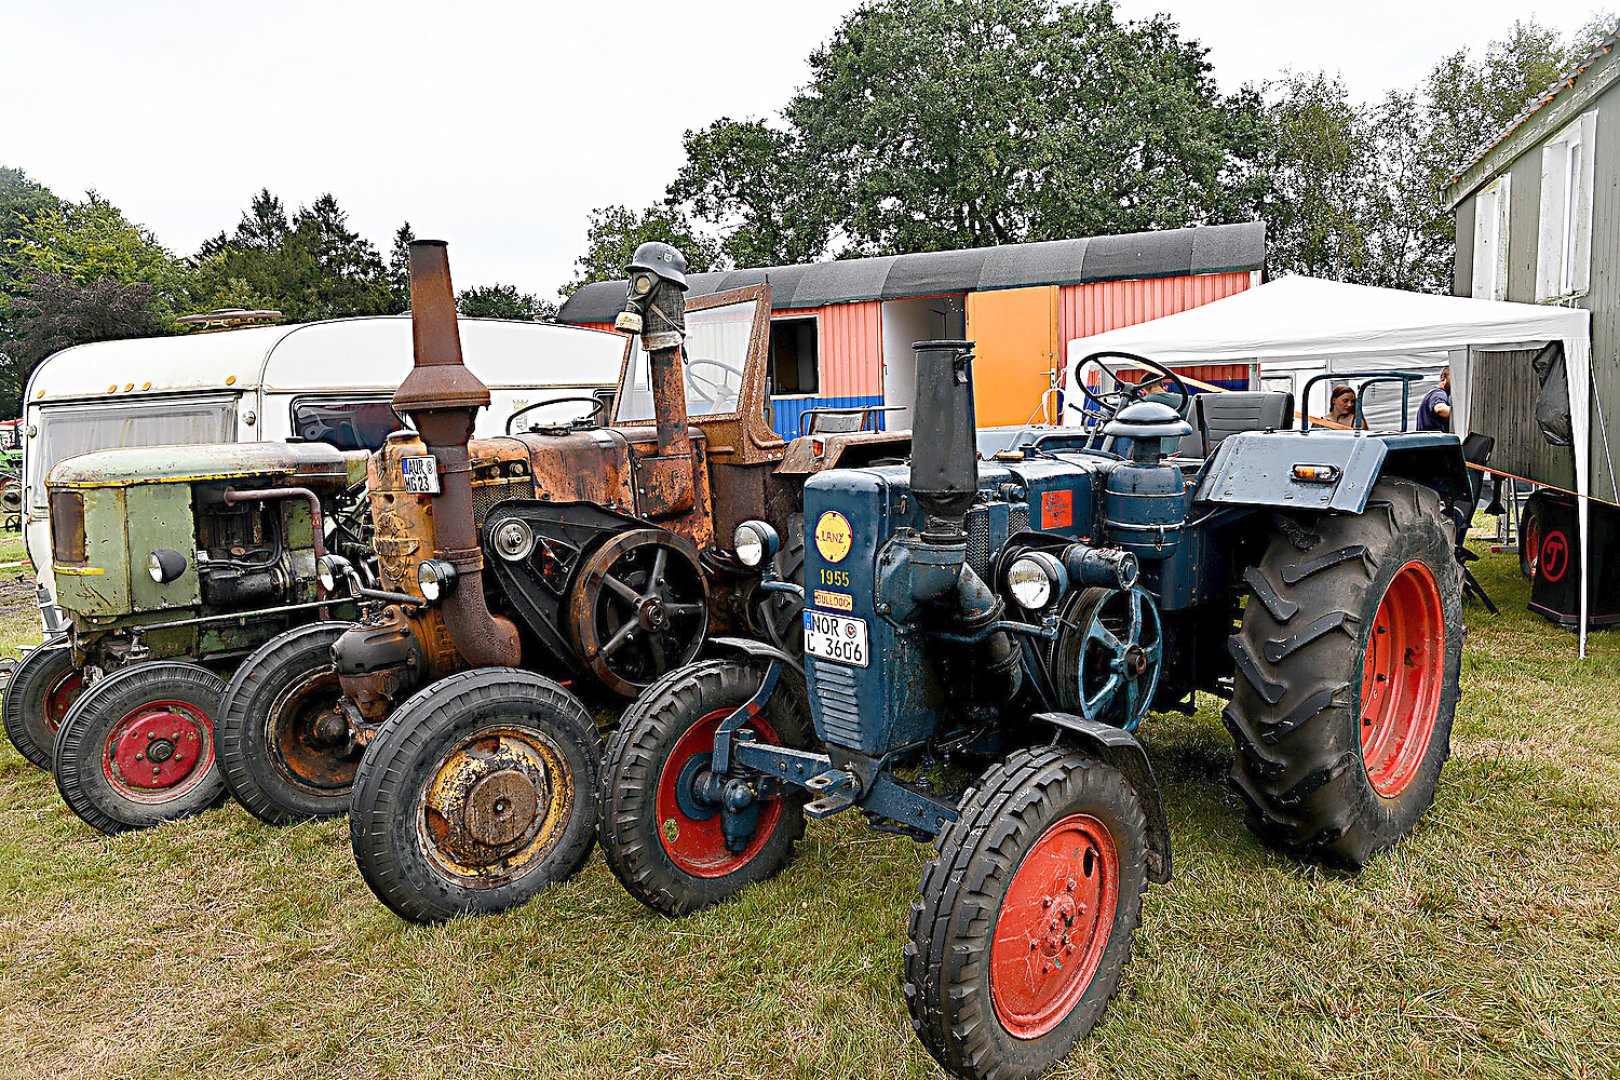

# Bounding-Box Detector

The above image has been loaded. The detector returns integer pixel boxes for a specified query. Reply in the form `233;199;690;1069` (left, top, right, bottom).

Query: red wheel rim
1524;513;1542;575
990;813;1119;1040
45;669;85;734
654;708;783;879
1360;561;1445;798
102;700;214;802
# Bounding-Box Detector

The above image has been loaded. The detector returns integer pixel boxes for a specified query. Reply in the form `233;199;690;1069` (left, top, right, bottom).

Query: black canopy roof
557;221;1264;325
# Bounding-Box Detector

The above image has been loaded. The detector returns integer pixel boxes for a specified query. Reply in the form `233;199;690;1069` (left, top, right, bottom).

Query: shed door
965;285;1059;427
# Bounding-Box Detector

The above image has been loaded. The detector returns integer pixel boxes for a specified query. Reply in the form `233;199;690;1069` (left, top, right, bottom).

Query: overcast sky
3;1;1607;298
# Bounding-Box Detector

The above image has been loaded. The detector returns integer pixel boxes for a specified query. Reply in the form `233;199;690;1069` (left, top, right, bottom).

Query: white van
21;315;625;607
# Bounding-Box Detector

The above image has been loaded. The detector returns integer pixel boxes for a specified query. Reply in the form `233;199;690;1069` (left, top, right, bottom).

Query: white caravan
21;315;624;611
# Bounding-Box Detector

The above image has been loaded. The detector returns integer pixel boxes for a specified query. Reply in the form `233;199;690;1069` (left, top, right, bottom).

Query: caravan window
291;398;401;451
616;300;754;421
28;397;237;507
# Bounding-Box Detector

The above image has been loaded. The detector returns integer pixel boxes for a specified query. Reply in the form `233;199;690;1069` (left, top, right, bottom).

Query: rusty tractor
6;442;371;833
218;240;907;921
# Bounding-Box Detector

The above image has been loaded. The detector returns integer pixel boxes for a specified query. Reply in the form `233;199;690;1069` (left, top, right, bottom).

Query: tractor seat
1179;391;1295;457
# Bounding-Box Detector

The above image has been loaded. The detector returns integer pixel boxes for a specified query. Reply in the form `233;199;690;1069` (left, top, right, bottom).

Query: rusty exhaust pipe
393;240;521;669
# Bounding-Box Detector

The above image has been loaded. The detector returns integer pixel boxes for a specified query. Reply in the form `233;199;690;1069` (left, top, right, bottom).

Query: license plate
804;609;869;668
400;455;440;494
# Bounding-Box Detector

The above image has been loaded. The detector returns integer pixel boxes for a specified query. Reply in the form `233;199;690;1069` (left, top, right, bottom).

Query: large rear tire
218;622;357;826
906;747;1148;1080
3;642;85;770
348;668;600;923
52;661;227;834
598;659;812;916
1226;478;1464;869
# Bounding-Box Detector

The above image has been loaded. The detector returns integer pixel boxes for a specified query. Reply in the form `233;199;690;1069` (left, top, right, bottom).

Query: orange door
965;285;1059;427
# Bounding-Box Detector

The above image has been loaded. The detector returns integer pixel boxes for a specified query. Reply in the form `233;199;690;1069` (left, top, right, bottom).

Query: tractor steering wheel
684;358;745;408
1071;351;1189;420
505;395;608;435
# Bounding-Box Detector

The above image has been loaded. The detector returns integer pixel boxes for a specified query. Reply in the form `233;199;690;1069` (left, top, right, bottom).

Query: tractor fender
700;636;808;707
1197;430;1468;514
1030;712;1171;884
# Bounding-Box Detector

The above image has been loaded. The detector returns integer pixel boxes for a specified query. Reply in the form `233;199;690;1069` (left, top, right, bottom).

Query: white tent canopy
1062;275;1594;653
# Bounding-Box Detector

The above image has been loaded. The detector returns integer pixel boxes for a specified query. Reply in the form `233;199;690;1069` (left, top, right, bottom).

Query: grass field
0;550;1615;1079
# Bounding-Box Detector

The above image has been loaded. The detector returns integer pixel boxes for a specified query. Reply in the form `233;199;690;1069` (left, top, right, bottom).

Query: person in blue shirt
1417;368;1452;432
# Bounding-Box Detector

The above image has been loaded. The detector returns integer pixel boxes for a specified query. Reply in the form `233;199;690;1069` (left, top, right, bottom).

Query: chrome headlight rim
316;553;350;593
1006;551;1063;610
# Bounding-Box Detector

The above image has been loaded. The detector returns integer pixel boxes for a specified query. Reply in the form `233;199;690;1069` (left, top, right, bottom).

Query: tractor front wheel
1226;478;1464;868
599;659;812;916
218;622;357;825
348;669;600;923
52;661;227;834
906;747;1148;1080
3;641;86;770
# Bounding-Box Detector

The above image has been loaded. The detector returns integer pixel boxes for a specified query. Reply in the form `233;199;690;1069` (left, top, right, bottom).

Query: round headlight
148;548;186;584
734;524;765;567
493;519;535;562
1007;553;1060;610
417;558;457;603
316;554;345;592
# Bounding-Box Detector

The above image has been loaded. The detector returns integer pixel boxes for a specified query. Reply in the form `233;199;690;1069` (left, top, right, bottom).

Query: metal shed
558;222;1266;434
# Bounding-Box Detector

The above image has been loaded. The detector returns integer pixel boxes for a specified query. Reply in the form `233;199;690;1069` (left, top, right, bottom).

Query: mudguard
702;635;804;679
1030;711;1172;884
1196;430;1468;513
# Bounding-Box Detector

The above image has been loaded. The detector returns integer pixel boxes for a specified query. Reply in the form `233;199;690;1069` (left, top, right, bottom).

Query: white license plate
400;455;440;494
804;609;869;668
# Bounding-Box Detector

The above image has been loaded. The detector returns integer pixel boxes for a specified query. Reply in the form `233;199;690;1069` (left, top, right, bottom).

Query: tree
665;0;1267;260
458;283;555;321
386;221;414;314
667;118;833;267
1261;73;1377;282
0;273;163;414
190;190;393;321
562;204;722;296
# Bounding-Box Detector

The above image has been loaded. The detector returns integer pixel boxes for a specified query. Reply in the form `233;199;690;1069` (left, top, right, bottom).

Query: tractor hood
46;440;367;492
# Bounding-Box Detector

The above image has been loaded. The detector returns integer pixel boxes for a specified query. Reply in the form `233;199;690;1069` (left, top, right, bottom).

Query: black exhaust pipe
909;340;979;543
904;339;1020;707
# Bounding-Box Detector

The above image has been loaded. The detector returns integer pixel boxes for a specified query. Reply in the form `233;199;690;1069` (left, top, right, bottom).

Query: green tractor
3;442;371;833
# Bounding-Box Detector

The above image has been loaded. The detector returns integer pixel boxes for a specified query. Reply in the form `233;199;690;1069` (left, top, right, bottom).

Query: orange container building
557;222;1264;435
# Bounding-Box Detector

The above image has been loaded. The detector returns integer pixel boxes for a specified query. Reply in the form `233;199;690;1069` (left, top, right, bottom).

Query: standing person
1417;368;1453;432
1327;385;1366;429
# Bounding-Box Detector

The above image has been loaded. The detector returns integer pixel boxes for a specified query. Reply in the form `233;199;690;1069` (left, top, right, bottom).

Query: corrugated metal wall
1061;272;1255;391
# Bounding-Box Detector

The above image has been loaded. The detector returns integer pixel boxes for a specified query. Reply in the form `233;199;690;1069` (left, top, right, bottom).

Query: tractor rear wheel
4;641;85;770
1226;478;1463;869
52;661;228;834
906;747;1148;1080
598;659;812;916
218;622;357;825
348;668;600;923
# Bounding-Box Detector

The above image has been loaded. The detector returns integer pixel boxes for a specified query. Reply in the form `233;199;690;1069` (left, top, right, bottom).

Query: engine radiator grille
810;659;863;747
471;476;536;526
965;504;1029;581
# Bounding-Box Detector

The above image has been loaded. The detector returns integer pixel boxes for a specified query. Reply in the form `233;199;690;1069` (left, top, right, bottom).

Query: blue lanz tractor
599;339;1469;1079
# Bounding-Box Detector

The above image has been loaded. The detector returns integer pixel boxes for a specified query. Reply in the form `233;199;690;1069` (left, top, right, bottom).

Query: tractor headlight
733;521;778;568
493;519;535;562
417;558;458;603
147;548;187;584
1007;552;1064;610
317;553;351;592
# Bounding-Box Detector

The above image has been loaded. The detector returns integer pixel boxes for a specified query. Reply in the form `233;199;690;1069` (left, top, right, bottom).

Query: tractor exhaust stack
394;240;521;669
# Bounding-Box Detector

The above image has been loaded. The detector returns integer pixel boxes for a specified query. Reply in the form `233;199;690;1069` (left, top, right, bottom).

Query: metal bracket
710;658;783;775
